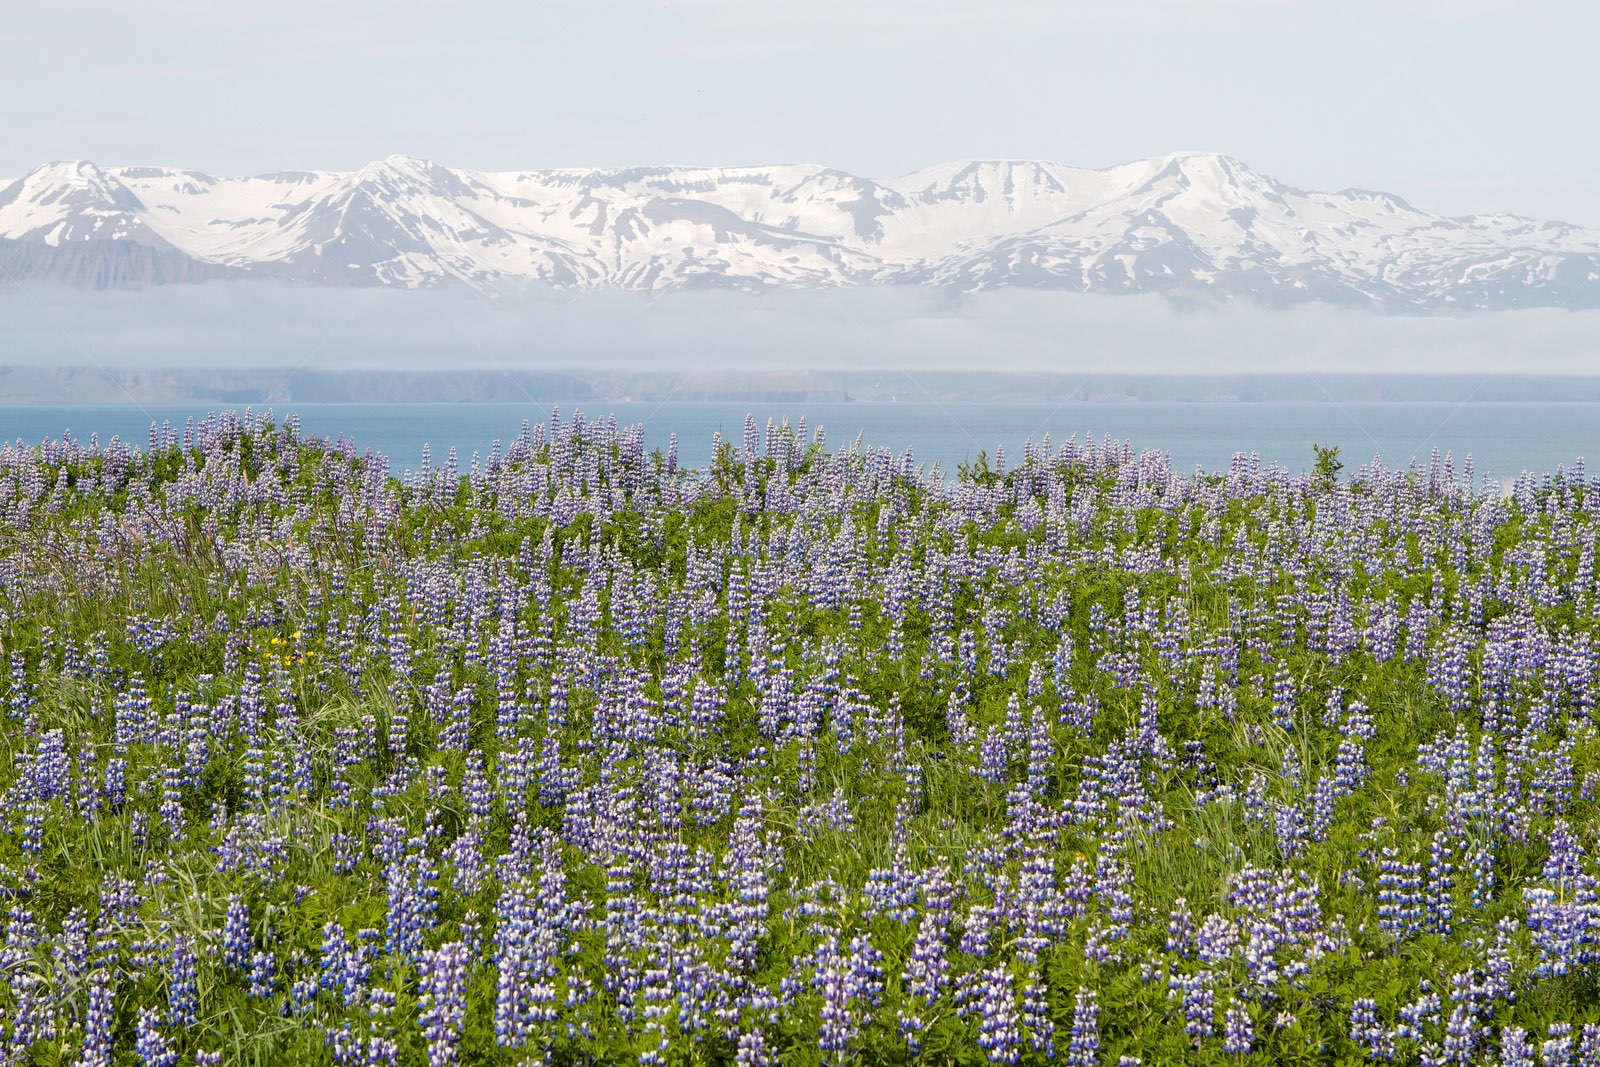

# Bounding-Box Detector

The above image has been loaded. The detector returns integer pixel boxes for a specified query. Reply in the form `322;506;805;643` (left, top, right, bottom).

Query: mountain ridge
1;152;1597;309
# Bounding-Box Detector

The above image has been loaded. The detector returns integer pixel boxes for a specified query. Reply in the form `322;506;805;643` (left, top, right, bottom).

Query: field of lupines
1;408;1598;1066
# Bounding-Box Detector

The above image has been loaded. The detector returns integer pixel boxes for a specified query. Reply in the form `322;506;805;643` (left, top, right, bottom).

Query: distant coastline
4;366;1600;405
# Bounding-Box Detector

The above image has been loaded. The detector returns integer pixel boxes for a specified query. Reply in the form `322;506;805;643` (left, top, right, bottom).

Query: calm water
1;401;1594;481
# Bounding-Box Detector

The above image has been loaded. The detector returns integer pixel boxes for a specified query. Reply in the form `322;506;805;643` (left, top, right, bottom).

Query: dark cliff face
0;237;246;288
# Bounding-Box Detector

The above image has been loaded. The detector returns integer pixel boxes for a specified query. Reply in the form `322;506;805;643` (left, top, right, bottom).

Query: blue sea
0;401;1594;482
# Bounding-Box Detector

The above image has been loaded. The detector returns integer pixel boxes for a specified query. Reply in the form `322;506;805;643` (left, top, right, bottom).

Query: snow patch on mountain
1;153;1597;308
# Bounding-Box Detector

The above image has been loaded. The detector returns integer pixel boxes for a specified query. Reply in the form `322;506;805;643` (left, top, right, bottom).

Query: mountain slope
0;153;1595;309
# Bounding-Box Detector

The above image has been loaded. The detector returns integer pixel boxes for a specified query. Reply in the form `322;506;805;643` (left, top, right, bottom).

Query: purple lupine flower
319;919;348;997
959;899;996;959
1223;999;1254;1055
342;929;378;1008
1350;997;1395;1059
6;650;35;723
462;752;493;819
331;832;362;875
1155;896;1195;961
1273;799;1307;860
32;728;70;798
1066;986;1100;1067
1170;972;1214;1047
439;684;474;753
1522;885;1596;978
493;878;546;1048
1334;707;1373;791
1499;1026;1535;1067
796;787;855;840
81;968;116;1067
1441;996;1481;1065
899;906;949;1051
1426;830;1455;935
1019;971;1054;1057
1309;774;1337;842
285;967;321;1018
248;949;277;998
961;965;1022;1066
1396;990;1440;1044
6;771;47;852
387;703;410;760
735;1028;772;1067
978;725;1010;786
1025;702;1053;795
446;823;486;896
1578;1024;1600;1065
384;846;438;965
1542;1022;1573;1067
134;1007;178;1067
419;941;470;1067
1543;818;1585;889
1195;913;1238;964
1270;664;1295;732
814;930;884;1060
167;934;199;1027
1376;848;1426;941
222;894;251;971
5;972;54;1060
1469;844;1496;909
52;906;91;987
73;737;102;819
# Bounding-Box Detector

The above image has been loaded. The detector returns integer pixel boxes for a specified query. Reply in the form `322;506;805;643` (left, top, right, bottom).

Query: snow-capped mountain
1;152;1596;308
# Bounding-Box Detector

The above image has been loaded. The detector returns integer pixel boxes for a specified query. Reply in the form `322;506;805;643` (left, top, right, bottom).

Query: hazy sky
6;0;1599;224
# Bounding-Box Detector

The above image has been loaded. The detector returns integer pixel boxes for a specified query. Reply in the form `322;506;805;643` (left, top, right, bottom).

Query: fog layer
3;283;1597;377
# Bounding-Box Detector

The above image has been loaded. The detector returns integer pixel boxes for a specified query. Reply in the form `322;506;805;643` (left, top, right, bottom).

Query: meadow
1;407;1596;1066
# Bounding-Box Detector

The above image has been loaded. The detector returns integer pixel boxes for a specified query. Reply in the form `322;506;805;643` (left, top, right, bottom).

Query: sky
5;0;1600;224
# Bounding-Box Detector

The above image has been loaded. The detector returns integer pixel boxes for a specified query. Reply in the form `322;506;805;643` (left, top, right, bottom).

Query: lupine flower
1224;999;1255;1055
134;1007;178;1067
1396;991;1441;1044
1169;972;1215;1046
735;1028;772;1067
810;929;884;1059
1066;987;1100;1067
5;972;54;1060
978;725;1010;785
221;894;252;971
1166;897;1195;954
1499;1026;1535;1067
385;847;438;965
1541;1022;1573;1067
167;934;199;1027
1426;831;1455;935
286;972;321;1017
81;968;116;1067
958;966;1022;1066
319;919;348;996
1442;997;1480;1065
419;941;471;1067
1019;971;1054;1057
248;949;277;998
1377;849;1427;941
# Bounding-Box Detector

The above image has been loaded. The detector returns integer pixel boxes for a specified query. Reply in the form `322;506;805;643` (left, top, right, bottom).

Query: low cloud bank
3;282;1597;378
